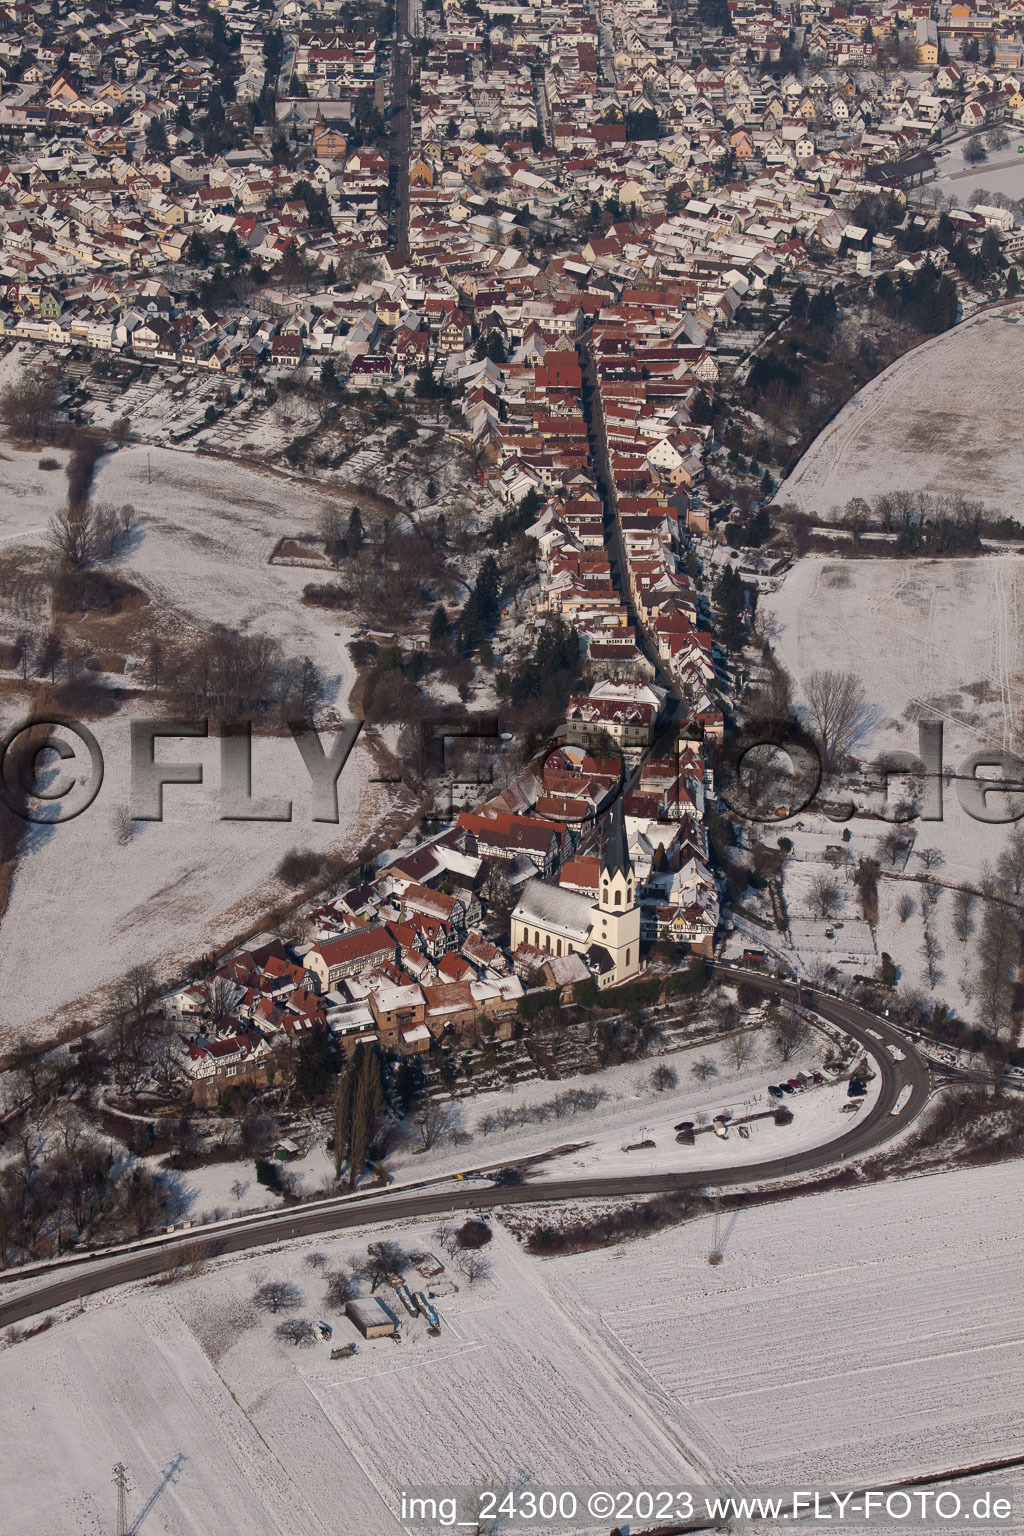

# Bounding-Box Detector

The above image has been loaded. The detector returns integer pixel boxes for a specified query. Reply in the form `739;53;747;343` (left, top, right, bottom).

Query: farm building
346;1297;397;1339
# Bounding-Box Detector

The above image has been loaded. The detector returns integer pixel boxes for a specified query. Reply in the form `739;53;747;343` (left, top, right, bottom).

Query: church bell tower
593;798;641;984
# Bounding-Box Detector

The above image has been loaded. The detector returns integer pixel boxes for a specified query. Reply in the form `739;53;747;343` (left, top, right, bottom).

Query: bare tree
922;926;942;989
952;888;976;943
803;670;873;769
897;892;915;925
48;503;97;570
318;503;348;566
647;1063;678;1092
877;827;911;868
808;872;843;919
143;639;164;691
254;1279;302;1314
412;1100;456;1151
362;1240;409;1291
457;1251;493;1285
0;371;59;443
305;1250;329;1272
276;1318;316;1347
775;1007;809;1062
325;1265;358;1308
727;1030;755;1071
917;848;944;872
975;878;1020;1028
691;1055;719;1083
996;828;1024;900
112;804;135;845
202;974;236;1023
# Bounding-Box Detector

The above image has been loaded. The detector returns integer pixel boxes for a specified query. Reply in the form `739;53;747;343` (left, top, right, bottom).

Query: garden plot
778;304;1024;517
762;553;1024;1012
761;809;993;1011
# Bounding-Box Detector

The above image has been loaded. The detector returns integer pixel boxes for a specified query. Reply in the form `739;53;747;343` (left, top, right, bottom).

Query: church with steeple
510;798;642;988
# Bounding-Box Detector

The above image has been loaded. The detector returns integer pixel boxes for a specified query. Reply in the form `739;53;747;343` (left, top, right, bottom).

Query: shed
346;1296;396;1339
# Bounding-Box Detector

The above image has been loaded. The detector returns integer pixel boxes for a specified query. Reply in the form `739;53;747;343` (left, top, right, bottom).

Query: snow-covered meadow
0;442;405;1043
778;304;1024;518
763;554;1023;1009
2;1161;1022;1535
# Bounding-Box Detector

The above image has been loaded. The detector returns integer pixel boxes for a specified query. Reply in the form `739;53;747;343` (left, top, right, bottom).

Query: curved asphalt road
0;970;932;1327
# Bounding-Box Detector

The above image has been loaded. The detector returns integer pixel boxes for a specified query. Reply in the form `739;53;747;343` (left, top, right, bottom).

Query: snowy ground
0;443;69;551
0;698;390;1044
2;1161;1021;1535
0;442;408;1044
778;304;1024;517
765;552;1024;769
763;554;1023;1010
930;128;1024;203
91;444;361;700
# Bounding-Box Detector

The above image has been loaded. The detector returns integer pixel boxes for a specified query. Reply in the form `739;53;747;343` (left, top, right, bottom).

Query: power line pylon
113;1463;130;1536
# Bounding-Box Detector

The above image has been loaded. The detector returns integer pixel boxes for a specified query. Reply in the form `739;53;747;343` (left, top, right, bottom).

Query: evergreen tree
429;603;449;648
333;1065;354;1178
980;228;1002;274
714;564;747;650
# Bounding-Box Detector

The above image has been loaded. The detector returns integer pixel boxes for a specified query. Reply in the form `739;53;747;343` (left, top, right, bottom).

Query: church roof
601;796;632;881
511;878;594;944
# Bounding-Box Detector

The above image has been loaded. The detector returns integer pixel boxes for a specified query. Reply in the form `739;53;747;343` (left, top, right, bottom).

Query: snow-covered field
779;305;1024;517
0;442;405;1043
765;552;1024;772
763;554;1023;1008
2;1161;1022;1535
550;1160;1024;1491
930;129;1024;203
92;444;360;700
0;444;69;548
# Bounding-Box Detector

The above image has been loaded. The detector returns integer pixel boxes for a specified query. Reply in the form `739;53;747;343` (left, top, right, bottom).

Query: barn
346;1297;397;1339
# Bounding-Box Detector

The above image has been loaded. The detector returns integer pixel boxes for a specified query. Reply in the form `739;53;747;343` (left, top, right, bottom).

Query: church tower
592;798;642;985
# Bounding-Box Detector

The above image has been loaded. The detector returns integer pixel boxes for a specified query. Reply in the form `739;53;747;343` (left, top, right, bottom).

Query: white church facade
510;798;642;988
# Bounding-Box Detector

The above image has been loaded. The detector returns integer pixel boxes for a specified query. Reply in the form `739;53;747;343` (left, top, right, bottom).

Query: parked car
767;1085;783;1098
674;1120;695;1132
787;1077;803;1091
812;1072;824;1084
778;1081;795;1094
